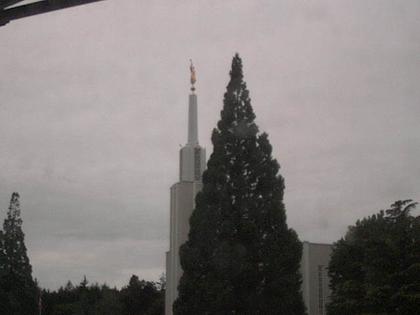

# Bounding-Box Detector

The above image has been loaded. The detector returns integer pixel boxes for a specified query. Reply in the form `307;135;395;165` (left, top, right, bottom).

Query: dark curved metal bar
0;0;106;26
1;1;23;9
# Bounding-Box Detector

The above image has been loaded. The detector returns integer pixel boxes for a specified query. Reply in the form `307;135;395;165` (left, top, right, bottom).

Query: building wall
165;181;202;315
180;145;206;182
301;242;333;315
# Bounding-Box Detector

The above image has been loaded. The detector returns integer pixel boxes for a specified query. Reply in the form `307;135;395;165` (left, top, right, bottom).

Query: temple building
165;62;206;315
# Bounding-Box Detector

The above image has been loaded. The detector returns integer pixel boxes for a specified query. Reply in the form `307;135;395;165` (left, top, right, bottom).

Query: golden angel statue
190;59;197;89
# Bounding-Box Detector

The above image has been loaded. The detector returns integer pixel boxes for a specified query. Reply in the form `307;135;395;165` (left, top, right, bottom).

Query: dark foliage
174;54;306;315
328;200;420;315
0;192;38;315
41;275;164;315
120;275;163;315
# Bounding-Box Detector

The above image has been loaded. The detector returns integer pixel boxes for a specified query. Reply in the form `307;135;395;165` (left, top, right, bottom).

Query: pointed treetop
217;53;256;136
8;192;21;220
229;53;243;82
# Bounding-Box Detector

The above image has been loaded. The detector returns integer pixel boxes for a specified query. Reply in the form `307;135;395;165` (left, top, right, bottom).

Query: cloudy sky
1;0;419;290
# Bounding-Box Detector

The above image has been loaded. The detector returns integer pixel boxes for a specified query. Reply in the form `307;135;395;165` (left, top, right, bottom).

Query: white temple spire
165;60;206;315
180;61;205;181
187;94;198;145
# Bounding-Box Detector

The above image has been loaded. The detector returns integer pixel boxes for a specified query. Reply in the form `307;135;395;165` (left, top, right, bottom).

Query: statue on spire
190;59;196;92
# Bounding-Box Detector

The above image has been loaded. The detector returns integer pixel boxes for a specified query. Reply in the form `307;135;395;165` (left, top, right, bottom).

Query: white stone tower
165;62;206;315
301;242;333;315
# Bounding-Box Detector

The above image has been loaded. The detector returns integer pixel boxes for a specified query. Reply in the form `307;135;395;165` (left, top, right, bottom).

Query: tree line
41;274;164;315
0;193;164;315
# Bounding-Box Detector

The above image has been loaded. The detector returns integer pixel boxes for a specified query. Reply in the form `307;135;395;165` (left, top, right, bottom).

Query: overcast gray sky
0;0;419;290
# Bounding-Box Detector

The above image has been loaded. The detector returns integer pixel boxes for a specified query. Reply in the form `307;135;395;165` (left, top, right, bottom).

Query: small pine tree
0;192;38;314
174;54;306;314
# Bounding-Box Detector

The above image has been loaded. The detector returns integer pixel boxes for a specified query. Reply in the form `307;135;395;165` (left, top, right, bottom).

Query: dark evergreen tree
174;54;305;315
0;229;8;315
328;200;420;315
120;275;161;315
76;276;92;315
95;285;123;315
0;192;38;315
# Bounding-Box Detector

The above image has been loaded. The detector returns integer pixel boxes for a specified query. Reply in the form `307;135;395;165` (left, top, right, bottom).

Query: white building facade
301;241;333;315
165;88;206;315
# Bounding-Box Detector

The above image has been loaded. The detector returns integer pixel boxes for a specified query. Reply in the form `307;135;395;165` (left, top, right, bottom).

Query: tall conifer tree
174;54;305;314
0;192;38;314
